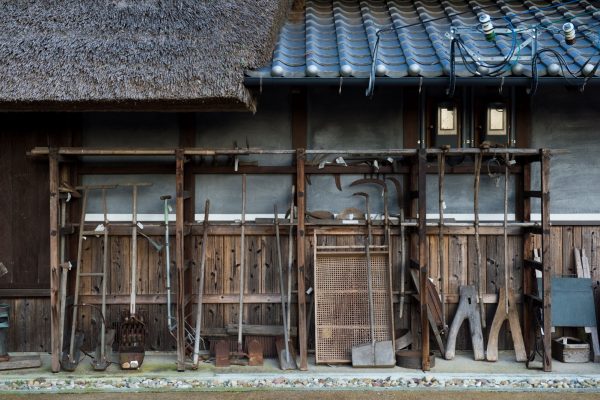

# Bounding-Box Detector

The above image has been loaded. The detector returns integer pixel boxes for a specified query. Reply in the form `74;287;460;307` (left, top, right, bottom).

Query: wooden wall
0;117;53;291
1;225;599;354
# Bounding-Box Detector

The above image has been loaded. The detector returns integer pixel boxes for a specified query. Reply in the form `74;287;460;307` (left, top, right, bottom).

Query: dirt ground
4;391;600;400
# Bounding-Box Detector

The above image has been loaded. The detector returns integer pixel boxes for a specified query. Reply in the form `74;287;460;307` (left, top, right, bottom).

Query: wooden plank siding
1;225;600;353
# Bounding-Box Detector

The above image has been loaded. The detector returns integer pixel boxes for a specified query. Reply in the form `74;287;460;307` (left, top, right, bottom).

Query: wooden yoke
486;287;526;362
445;285;484;361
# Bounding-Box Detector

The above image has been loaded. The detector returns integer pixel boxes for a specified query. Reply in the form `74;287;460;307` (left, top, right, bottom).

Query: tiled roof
247;0;600;79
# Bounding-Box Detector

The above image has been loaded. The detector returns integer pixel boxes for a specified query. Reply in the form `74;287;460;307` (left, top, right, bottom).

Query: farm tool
159;194;196;364
61;185;116;372
387;177;407;321
192;199;210;367
119;183;152;370
215;175;263;367
486;153;526;362
351;192;395;368
274;204;297;370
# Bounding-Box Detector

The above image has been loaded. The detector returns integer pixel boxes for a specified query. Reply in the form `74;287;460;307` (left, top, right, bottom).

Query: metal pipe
162;196;174;332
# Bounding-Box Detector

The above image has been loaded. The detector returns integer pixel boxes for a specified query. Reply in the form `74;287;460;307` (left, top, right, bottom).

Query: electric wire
365;0;600;97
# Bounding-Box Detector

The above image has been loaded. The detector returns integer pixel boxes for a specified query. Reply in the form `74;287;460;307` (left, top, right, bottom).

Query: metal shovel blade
275;337;297;370
60;331;84;372
351;340;395;368
119;314;146;370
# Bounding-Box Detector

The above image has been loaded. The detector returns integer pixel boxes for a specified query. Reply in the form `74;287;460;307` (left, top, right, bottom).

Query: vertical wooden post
49;149;60;373
175;149;186;371
296;148;308;370
291;88;307;150
418;149;430;371
541;149;552;371
522;161;532;356
179;114;196;362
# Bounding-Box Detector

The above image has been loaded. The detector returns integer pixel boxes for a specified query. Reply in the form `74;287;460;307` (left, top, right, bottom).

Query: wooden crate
551;337;590;363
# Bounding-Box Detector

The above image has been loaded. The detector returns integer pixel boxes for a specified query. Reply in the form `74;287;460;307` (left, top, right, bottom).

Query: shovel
274;204;297;370
351;192;395;368
119;183;151;370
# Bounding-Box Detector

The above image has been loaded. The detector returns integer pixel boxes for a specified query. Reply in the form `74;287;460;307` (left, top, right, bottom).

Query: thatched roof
0;1;292;111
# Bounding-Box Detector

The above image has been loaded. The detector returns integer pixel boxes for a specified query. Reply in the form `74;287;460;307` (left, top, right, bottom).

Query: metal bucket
0;304;9;361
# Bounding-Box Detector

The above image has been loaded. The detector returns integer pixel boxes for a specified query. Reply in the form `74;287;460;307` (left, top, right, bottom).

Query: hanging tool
351;192;395;368
437;151;447;331
61;184;116;372
119;183;152;370
138;231;163;252
387;177;406;320
349;178;389;244
274;204;297;370
286;186;295;344
193;199;210;366
473;152;486;328
445;285;485;361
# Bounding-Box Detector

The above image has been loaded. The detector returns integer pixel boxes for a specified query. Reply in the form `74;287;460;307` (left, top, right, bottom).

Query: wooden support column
521;161;533;356
49;149;60;373
541;149;552;371
175;149;186;371
418;149;430;371
179;114;196;362
296;148;308;370
291;88;307;150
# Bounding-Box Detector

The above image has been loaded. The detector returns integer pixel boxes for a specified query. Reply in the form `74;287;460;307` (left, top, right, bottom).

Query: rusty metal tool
274;204;297;370
349;178;389;244
351;192;395;368
473;152;486;328
119;182;152;370
193;199;210;366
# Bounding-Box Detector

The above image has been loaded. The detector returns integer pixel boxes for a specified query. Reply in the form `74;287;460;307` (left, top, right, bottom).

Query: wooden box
552;336;590;363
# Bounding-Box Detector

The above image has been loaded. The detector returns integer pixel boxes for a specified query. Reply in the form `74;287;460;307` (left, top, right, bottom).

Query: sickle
350;178;388;225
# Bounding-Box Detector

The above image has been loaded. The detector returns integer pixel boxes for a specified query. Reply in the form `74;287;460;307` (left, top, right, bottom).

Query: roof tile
249;0;600;79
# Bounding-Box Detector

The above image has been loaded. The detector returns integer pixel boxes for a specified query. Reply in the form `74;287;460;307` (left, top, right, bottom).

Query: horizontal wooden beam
29;146;566;159
75;162;524;176
77;292;517;306
0;289;50;297
79;293;298;305
73;222;524;237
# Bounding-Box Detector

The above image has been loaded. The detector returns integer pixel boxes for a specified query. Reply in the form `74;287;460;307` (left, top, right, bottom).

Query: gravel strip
1;375;599;393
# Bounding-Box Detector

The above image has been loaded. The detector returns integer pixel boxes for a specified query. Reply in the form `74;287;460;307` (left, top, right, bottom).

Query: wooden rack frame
40;146;555;373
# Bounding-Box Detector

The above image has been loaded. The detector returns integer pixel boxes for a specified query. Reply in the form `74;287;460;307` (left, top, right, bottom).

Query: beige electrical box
435;103;459;147
484;103;509;144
